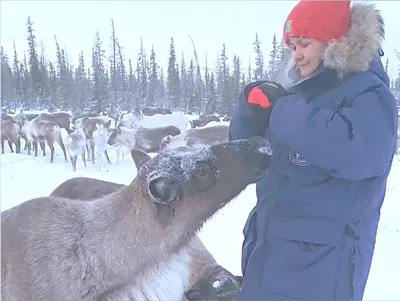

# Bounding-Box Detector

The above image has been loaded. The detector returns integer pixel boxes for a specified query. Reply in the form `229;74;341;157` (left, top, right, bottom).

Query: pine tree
267;34;278;81
109;18;119;112
1;47;14;112
136;37;148;107
166;37;180;110
180;52;189;111
158;67;166;108
12;41;24;110
147;45;160;107
253;32;264;81
26;16;42;107
276;39;290;79
90;30;109;113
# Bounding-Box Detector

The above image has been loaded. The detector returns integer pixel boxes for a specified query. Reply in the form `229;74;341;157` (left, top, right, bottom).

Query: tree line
1;17;400;116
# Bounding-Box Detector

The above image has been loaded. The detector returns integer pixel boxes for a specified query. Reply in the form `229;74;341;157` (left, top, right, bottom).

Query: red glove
246;81;287;108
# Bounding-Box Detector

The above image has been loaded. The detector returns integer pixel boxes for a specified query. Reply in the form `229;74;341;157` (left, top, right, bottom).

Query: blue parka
229;3;398;301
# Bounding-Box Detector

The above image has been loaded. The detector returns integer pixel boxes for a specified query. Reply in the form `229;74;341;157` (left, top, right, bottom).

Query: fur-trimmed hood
281;2;385;85
323;2;384;76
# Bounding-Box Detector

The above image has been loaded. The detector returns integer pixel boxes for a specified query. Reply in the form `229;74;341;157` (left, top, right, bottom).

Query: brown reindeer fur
107;125;181;153
1;137;272;301
1;113;15;122
80;117;112;164
13;112;39;122
190;115;221;128
160;125;229;152
49;149;243;300
28;119;68;163
1;120;21;154
141;107;173;116
35;112;73;134
13;113;39;150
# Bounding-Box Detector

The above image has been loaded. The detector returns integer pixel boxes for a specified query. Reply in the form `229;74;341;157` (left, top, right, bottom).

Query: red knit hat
283;0;351;45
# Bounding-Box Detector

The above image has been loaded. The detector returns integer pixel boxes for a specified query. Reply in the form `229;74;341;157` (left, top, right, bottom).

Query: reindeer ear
131;148;151;170
148;176;181;205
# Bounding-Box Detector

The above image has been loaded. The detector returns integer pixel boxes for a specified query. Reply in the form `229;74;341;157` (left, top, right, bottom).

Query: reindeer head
131;137;273;227
107;127;122;146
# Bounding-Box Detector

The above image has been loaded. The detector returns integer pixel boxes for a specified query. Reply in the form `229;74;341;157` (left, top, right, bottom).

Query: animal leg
72;155;78;172
33;138;39;157
1;138;4;154
58;138;68;163
15;138;21;153
116;148;120;165
7;140;14;153
40;141;46;156
82;151;87;168
48;141;55;163
27;140;31;155
86;142;91;161
95;151;103;171
69;155;74;171
104;150;112;165
23;138;30;152
90;139;95;164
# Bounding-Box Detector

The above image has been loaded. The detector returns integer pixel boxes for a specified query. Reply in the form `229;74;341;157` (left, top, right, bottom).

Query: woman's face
287;37;327;77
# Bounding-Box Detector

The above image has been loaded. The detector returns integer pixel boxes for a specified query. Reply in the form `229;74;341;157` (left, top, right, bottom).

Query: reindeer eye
196;165;210;178
197;166;206;177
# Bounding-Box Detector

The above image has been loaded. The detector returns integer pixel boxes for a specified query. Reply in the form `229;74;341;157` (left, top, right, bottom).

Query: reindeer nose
250;136;273;156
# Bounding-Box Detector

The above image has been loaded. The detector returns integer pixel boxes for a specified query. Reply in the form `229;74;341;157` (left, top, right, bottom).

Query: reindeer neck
78;180;179;283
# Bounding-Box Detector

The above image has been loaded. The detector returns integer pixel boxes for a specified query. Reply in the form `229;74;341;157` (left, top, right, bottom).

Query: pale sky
1;1;399;80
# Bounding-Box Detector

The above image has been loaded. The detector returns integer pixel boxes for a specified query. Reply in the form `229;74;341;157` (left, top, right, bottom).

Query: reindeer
70;112;100;128
1;137;272;301
49;148;244;300
12;113;38;150
117;112;189;132
160;125;229;152
1;120;21;154
190;114;221;129
21;119;68;163
33;112;73;134
64;128;87;172
1;113;15;122
141;107;173;116
13;112;39;123
78;117;112;164
107;125;181;153
92;123;128;170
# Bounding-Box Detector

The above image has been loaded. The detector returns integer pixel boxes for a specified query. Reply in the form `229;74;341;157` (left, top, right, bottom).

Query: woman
229;1;398;300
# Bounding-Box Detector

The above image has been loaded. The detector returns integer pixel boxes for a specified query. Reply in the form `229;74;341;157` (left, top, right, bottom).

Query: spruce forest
1;17;400;117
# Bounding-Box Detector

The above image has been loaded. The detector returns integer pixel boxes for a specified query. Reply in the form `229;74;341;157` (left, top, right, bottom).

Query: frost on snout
138;137;272;227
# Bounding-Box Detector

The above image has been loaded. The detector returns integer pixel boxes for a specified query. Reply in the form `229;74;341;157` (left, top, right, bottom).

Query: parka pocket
260;216;356;301
241;207;257;275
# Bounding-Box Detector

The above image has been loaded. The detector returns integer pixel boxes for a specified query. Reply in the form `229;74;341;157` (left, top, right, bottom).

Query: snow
1;113;400;300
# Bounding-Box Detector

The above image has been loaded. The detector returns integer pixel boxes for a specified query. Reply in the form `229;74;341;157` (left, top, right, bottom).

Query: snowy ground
1;113;399;300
